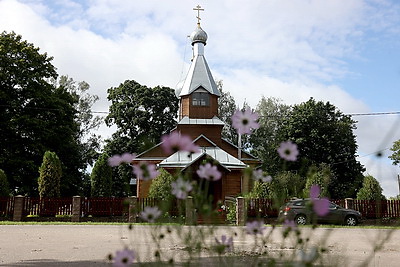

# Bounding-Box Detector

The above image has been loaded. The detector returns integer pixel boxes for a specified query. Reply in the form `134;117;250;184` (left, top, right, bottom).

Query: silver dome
190;24;207;45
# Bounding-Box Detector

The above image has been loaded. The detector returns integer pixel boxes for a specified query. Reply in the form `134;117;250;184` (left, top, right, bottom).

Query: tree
277;98;364;199
217;80;238;143
148;168;175;200
38;151;62;198
0;169;10;196
53;76;102;167
389;140;400;166
271;171;305;201
90;153;113;197
0;32;86;196
357;175;385;200
302;164;333;198
104;80;178;196
249;97;291;174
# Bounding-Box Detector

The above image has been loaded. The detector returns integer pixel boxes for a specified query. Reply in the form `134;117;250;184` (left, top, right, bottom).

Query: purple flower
196;163;222;181
245;220;266;235
252;169;272;183
310;184;320;199
215;235;234;253
231;108;260;135
113;248;135;267
171;177;193;199
108;153;136;167
309;184;330;216
313;198;330;216
161;132;200;154
132;162;159;181
277;141;299;161
139;206;162;223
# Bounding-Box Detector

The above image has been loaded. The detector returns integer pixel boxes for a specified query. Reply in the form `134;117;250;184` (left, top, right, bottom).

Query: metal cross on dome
193;5;204;24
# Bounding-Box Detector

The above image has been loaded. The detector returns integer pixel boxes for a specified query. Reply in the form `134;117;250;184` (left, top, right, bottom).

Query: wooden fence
2;196;400;220
0;196;14;218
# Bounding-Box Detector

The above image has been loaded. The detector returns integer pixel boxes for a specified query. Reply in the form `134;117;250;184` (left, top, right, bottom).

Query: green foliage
389;140;400;166
270;171;305;201
91;153;113;197
303;164;332;198
247;181;273;199
217;80;238;143
277;98;364;199
0;32;99;196
0;169;10;196
249;97;291;174
104;80;178;196
38;151;62;198
357;175;386;200
148;169;175;200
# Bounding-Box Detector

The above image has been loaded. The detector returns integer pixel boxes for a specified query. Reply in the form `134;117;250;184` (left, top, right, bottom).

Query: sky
1;0;400;197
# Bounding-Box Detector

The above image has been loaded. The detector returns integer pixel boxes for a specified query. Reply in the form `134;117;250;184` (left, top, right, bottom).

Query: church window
192;92;209;106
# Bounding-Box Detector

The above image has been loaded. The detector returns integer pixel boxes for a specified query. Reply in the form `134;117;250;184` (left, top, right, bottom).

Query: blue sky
1;0;400;196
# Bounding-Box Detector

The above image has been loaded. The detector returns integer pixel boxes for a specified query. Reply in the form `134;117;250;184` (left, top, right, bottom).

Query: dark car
278;198;362;226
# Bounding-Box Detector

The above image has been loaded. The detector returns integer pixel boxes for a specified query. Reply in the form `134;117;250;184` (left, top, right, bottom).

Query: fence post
13;195;25;221
128;196;137;223
345;198;354;210
185;196;194;225
72;196;81;222
236;197;246;226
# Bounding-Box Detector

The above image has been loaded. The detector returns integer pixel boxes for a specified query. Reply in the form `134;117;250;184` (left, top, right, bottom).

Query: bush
38;151;62;198
0;169;10;196
91;153;113;197
148;168;175;200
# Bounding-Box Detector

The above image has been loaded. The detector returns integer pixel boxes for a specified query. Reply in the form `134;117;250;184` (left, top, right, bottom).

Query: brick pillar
185;196;194;225
72;196;81;222
345;198;354;210
13;195;25;221
128;196;137;223
236;197;246;226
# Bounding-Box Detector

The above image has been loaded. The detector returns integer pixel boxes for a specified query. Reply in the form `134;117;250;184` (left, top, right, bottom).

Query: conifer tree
91;153;113;197
38;151;62;198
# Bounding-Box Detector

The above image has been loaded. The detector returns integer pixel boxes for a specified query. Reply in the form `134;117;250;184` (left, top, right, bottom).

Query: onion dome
190;24;207;45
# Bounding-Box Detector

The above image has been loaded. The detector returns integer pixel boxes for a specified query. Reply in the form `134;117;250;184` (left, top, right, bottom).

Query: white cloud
1;0;400;196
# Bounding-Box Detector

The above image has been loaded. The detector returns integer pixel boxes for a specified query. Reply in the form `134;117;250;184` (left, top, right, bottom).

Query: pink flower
108;153;136;167
313;198;330;216
246;220;266;235
215;235;234;253
132;162;159;181
161;132;200;154
252;169;272;183
196;163;222;181
309;184;330;216
171;177;193;199
113;248;135;267
231;108;260;135
139;206;162;223
277;141;299;161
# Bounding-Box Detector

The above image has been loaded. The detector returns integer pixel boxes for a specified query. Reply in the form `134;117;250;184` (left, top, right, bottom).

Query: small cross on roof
193;5;204;24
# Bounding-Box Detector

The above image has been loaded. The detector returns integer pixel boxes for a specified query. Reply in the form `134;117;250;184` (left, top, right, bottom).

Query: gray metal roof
177;24;220;97
158;147;247;169
178;116;225;126
178;55;220;97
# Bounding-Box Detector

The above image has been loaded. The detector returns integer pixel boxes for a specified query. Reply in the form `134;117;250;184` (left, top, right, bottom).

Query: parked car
278;198;362;226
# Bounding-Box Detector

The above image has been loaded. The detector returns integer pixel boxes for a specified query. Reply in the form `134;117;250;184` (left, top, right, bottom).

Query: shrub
38;151;62;198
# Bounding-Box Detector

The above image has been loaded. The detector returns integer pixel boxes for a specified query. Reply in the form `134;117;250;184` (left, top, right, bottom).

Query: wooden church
133;9;259;203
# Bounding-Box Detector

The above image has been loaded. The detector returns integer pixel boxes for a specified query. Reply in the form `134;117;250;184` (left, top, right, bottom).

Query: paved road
0;225;399;266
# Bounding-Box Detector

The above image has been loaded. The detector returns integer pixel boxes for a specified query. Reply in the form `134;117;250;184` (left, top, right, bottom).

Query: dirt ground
0;225;399;266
